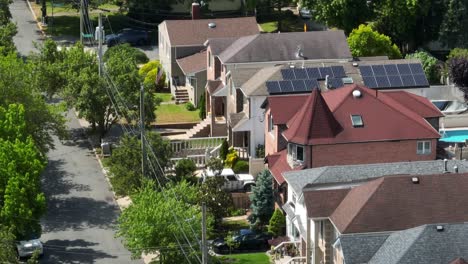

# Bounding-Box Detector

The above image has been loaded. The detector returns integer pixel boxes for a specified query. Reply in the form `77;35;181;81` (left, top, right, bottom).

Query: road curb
25;0;46;36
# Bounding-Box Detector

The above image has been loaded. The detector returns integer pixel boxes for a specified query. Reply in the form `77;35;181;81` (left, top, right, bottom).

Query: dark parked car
211;229;271;254
105;28;149;47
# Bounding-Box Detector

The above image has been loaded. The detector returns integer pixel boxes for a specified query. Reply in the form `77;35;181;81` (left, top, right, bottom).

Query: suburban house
158;11;259;105
300;173;468;264
279;159;468;264
263;84;442;206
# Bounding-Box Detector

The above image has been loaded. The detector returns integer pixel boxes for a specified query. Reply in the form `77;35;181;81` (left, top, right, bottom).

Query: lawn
216;253;270;264
210;219;250;240
155;103;200;124
259;16;305;33
154;93;173;103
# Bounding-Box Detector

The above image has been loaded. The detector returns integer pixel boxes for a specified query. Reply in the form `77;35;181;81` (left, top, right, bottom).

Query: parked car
105;28;149;47
16;236;43;258
299;8;313;19
211;229;271;254
201;168;255;192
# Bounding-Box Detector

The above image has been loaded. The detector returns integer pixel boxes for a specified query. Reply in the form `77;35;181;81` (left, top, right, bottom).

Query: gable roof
277;84;440;145
368;223;468;264
266;149;303;184
283;90;342;145
162;17;259;46
384;90;444;118
339;232;391;264
328;174;468;234
304;188;350;218
265;94;308;124
218;30;352;64
176;50;207;75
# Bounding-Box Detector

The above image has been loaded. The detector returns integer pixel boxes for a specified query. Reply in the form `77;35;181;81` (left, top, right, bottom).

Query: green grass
210;219;250;240
260;21;278;33
155;103;200;124
259;17;305;33
46;13;130;37
217;253;270;264
154;93;173;103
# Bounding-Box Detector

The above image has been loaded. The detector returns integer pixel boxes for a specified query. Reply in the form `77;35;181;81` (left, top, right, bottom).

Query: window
208;51;211;68
319;221;325;239
226;175;237;181
351;115;363;127
288;143;305;162
268;114;274;132
417;141;431;155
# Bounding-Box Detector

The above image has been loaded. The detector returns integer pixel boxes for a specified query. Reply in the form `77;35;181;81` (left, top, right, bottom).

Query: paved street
39;110;141;263
10;0;43;56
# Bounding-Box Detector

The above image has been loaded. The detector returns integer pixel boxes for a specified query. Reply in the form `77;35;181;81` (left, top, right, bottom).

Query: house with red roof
262;84;442;206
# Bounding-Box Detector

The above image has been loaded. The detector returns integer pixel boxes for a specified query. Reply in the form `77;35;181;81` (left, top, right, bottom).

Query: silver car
16;238;43;258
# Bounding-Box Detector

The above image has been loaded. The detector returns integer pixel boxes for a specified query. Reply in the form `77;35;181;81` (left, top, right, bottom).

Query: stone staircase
186;118;210;138
175;89;189;104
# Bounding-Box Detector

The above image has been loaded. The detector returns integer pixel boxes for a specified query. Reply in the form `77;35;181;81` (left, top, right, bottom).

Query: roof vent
208;22;216;28
352;62;359;67
411;177;419;184
352;89;362;98
343;77;354;84
436;225;444;232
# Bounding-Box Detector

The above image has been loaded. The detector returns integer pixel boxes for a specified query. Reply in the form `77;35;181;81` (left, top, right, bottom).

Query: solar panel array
281;66;346;80
266;79;319;94
360;63;429;89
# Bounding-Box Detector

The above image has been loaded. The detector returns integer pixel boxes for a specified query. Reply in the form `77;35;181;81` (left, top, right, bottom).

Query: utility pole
201;202;208;264
140;86;147;177
97;12;103;76
41;0;47;25
80;0;83;42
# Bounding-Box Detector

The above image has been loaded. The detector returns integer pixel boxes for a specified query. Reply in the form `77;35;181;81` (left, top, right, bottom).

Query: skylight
351;115;363;127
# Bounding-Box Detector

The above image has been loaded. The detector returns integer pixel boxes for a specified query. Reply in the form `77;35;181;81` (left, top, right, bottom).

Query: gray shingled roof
339;233;390;264
369;223;468;264
283;160;468;195
206;37;239;55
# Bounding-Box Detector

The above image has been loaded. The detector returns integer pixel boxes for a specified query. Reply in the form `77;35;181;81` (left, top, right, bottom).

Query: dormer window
351;115;363;127
288;143;305;163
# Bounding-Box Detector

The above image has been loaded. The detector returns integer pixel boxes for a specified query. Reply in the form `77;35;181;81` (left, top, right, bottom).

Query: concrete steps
186;117;210;138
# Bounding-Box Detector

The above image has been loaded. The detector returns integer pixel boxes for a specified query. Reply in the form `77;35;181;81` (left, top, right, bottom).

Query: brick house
263;84;442;206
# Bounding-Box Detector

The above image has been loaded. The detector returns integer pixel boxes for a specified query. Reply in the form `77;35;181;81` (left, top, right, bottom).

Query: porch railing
171;137;226;153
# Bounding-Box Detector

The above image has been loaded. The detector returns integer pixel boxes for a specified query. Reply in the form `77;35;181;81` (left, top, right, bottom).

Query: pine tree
268;208;286;237
249;169;274;227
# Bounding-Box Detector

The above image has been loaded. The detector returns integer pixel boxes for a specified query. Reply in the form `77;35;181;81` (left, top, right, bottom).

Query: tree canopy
405;51;440;84
347;24;402;59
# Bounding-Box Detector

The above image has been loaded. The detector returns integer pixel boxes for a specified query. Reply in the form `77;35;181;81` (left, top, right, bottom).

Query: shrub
255;144;265;158
268;209;286;237
185;102;196;111
219;139;229;160
199;93;206;119
175;159;196;179
228;208;246;217
225;147;239;168
232;160;249;173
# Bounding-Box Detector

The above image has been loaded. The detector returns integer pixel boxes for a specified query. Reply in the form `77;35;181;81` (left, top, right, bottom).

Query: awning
213;84;228;97
232;117;252;132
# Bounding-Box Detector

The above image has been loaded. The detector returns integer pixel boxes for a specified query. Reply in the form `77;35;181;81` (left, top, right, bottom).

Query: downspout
306;218;311;264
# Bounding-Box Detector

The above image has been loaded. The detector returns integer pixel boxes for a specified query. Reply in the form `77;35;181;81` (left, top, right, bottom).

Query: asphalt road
39;110;141;263
10;0;43;56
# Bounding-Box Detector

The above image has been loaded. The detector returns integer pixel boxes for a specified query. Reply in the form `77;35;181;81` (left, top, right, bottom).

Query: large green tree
438;0;468;48
249;169;274;227
199;176;233;226
347;24;402;59
117;181;202;262
406;51;440;84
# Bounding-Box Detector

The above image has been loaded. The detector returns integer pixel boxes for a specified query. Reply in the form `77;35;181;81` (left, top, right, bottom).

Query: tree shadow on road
40;239;119;264
41;159;92;197
42;196;121;232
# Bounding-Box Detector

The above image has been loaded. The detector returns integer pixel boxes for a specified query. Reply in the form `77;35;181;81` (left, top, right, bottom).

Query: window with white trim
288;143;305;162
417;141;431;155
268;114;274;132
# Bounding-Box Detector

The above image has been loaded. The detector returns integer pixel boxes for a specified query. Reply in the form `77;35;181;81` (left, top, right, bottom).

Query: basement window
351;115;363;127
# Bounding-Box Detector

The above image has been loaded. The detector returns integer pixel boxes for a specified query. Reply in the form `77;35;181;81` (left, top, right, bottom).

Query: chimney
192;2;201;20
443;159;449;173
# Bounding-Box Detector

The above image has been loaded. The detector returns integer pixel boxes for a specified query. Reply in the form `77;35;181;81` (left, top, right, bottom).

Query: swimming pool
440;129;468;143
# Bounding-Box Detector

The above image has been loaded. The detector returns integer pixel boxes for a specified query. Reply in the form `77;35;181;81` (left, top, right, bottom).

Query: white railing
274;241;301;251
285;257;306;264
235;147;249;159
171;137;227;153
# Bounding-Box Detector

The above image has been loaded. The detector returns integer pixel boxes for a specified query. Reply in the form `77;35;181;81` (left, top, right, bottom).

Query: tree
109;132;172;196
302;0;372;34
406;51;440;84
438;0;468;48
0;225;19;263
249;169;274;227
219;139;229;161
206;157;223;176
448;57;468;98
198;92;206;120
117;181;202;262
268;208;286;237
347;24;402;59
199;176;233;226
174;159;197;182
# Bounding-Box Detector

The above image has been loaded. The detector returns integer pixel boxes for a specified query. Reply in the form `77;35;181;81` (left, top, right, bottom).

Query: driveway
40;110;141;264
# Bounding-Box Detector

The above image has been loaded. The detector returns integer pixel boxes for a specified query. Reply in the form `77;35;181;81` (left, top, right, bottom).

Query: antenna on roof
295;44;305;68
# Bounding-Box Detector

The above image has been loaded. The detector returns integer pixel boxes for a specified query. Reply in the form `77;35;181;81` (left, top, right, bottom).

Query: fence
171;137;226;153
231;192;251;209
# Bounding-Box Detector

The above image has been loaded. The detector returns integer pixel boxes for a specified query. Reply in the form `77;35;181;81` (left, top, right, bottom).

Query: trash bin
101;142;112;157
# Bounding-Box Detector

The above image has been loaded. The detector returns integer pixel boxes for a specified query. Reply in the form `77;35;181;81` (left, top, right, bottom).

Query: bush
225;147;239;168
255;144;265;158
185;102;196;111
219;139;229;160
268;209;286;237
228;208;247;217
175;159;196;179
406;51;440;84
103;43;149;64
199;93;206;119
232;160;249;173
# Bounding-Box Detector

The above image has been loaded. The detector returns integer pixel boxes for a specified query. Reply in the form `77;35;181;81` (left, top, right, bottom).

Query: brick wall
311;139;437;168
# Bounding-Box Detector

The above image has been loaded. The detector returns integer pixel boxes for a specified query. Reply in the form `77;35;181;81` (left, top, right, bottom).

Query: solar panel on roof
372;65;386;76
306;68;321;79
319;67;333;79
279;80;294;93
401;75;415;86
384;64;398;75
413;74;429;86
293;68;308;79
291;80;307;92
328;78;344;89
331;66;346;77
397;64;411;75
281;69;295;80
375;76;390;88
409;63;424;75
304;79;319;90
363;76;378;88
266;81;281;94
359;65;373;77
387;75;403;87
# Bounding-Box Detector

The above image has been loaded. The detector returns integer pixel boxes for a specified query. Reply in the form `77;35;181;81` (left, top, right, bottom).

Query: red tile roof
277;85;440;145
384;91;444;118
266;95;308;125
326;174;468;234
163;17;259;46
450;258;468;264
283;89;342;145
266;149;303;185
176;50;207;75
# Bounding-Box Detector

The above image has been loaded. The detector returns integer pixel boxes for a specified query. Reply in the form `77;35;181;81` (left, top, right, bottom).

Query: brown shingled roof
176;50;207;75
163;17;259;46
327;174;468;234
304;189;350;218
450;258;468;264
